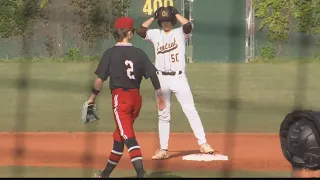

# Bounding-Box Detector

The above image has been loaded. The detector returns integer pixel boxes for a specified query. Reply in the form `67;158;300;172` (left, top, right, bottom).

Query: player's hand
156;95;166;111
87;97;95;105
153;7;164;19
155;89;166;111
167;6;179;16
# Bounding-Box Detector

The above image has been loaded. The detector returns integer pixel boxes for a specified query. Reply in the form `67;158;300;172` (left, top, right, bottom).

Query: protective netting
1;0;316;178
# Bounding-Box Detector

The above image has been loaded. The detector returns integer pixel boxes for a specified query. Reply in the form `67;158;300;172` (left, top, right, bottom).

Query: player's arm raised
88;50;111;104
168;6;193;34
136;7;164;39
136;19;153;39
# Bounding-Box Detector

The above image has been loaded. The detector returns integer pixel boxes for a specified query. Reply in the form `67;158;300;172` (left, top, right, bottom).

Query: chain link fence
0;0;182;61
0;0;317;178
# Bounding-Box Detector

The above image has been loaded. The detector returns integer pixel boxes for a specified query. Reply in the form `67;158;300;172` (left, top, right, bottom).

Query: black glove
167;6;179;16
153;7;164;19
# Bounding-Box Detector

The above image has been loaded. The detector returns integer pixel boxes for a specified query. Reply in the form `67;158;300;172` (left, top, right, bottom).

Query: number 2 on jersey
125;60;135;79
171;53;179;63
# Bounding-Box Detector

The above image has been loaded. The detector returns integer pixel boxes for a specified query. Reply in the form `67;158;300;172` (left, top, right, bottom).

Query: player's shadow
169;149;221;159
168;150;200;159
147;171;183;178
125;171;182;178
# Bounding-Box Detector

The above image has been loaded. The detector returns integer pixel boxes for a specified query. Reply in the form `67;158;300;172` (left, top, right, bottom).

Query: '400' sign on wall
129;0;181;17
143;0;174;15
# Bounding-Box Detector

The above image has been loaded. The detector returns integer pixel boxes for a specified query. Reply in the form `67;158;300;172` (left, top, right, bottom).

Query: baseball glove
81;100;100;124
167;6;180;16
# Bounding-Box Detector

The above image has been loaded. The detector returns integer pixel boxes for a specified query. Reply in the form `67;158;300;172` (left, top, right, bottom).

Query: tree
290;0;320;35
71;0;131;51
254;0;320;58
0;0;50;38
0;0;25;38
253;0;291;56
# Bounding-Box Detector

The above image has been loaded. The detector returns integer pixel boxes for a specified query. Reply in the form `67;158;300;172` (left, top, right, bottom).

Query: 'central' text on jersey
157;38;178;54
145;27;189;72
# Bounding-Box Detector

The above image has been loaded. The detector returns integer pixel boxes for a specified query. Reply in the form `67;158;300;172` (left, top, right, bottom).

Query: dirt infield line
0;132;279;135
0;132;290;171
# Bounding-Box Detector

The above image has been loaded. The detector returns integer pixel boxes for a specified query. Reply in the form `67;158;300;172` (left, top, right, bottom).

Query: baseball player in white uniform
136;6;214;160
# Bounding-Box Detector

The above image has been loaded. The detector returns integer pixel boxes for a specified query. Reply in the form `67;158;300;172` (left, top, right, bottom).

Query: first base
182;154;228;161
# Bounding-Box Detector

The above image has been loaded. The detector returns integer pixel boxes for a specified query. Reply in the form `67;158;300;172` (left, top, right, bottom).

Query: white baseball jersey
145;27;188;72
145;26;208;151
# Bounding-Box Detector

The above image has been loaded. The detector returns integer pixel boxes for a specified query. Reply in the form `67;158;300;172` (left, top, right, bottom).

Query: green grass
0;166;291;178
1;62;320;132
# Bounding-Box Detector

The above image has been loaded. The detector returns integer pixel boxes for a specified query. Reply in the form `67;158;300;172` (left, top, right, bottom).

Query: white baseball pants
155;72;207;150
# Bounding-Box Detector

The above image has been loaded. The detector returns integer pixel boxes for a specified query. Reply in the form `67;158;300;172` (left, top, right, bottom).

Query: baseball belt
157;71;182;76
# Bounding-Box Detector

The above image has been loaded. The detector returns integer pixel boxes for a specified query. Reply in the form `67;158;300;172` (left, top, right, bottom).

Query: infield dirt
0;133;290;171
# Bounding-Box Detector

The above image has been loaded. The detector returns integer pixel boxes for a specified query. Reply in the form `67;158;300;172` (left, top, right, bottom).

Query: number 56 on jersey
143;0;174;15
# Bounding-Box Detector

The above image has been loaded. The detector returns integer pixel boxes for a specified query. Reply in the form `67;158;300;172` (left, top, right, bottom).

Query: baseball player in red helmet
136;7;214;160
88;17;166;178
